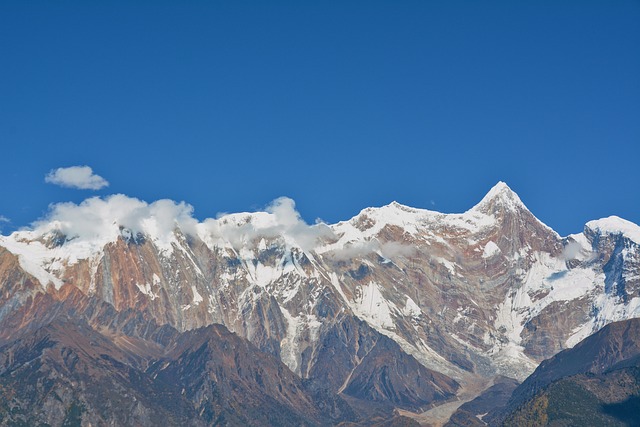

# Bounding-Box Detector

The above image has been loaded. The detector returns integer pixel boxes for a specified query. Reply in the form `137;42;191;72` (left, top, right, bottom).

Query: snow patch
435;257;458;275
329;272;349;303
0;236;63;289
567;296;640;347
403;296;422;318
472;181;525;212
136;282;158;300
492;251;602;377
482;241;501;258
191;285;203;304
352;281;395;329
586;216;640;245
279;309;323;375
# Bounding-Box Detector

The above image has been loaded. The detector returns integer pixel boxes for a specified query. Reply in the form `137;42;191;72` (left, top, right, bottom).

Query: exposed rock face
149;324;356;426
1;182;640;423
0;313;201;426
308;315;459;412
0;292;353;426
0;286;454;425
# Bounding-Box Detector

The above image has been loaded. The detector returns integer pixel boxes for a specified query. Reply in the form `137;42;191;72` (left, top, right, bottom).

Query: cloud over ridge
45;166;109;190
21;194;334;255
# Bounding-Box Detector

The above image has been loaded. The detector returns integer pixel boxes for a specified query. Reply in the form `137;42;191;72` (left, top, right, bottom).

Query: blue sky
1;1;639;236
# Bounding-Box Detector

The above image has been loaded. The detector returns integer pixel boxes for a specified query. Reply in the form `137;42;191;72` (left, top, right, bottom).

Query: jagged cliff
1;182;639;424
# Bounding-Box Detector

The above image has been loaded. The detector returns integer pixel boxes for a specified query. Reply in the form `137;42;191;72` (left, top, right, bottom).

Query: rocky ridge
497;317;640;426
1;182;640;423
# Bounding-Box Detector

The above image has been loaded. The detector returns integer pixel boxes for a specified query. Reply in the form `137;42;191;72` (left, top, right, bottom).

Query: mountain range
1;182;639;425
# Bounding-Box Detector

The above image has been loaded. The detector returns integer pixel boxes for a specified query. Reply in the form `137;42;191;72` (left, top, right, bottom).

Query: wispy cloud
329;240;416;261
45;166;109;190
0;215;9;233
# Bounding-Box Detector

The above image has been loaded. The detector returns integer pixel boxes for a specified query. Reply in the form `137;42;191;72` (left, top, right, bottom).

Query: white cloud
45;166;109;190
379;241;417;258
561;241;581;260
266;197;336;251
32;195;196;239
197;197;335;252
561;240;594;262
25;194;196;254
16;193;418;260
329;240;417;261
329;240;380;261
22;194;333;255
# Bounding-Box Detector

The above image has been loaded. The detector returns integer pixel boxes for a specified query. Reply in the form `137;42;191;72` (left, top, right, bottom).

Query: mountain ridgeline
1;182;639;425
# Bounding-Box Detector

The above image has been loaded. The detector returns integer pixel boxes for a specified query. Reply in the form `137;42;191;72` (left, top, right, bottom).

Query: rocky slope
0;315;198;426
1;182;640;423
445;318;640;426
495;318;640;426
502;367;640;426
0;288;425;426
444;377;519;427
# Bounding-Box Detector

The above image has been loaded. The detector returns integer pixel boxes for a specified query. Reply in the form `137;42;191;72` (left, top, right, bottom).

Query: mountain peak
386;200;419;212
471;181;526;213
586;216;640;245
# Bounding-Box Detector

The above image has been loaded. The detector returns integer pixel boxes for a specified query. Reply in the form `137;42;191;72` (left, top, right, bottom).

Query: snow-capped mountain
1;182;639;409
